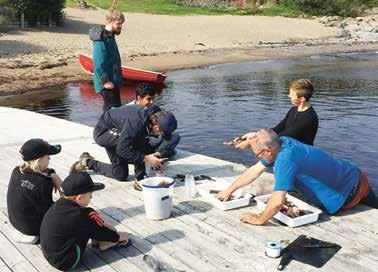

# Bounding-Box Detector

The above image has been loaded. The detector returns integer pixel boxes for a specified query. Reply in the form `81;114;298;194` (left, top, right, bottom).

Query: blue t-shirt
261;137;359;214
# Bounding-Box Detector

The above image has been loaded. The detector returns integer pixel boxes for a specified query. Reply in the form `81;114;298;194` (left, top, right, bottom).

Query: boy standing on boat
89;8;125;112
232;79;318;149
218;129;377;225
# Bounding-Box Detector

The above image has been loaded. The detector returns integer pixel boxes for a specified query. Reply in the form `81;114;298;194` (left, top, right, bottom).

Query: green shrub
0;14;8;31
280;0;377;17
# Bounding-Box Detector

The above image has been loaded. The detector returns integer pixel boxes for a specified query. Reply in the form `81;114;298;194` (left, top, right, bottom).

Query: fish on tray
280;199;313;218
209;189;243;201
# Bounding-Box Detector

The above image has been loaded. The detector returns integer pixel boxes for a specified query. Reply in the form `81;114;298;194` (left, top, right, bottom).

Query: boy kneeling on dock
40;172;130;271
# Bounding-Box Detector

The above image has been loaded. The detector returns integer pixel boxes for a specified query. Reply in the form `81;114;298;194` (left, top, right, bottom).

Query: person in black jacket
230;79;318;149
70;104;178;191
40;172;129;271
7;139;63;244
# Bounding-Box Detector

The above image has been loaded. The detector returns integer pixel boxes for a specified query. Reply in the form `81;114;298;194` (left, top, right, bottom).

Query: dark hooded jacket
96;104;161;165
89;25;122;93
7;167;55;236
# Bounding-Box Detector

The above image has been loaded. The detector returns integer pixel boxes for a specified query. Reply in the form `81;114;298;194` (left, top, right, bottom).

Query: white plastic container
254;194;322;227
141;177;175;220
184;174;196;199
197;181;252;211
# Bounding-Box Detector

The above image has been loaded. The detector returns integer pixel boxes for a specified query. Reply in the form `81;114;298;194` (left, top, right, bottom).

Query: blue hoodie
89;25;122;93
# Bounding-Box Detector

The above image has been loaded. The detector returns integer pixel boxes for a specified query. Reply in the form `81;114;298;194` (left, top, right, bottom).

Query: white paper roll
265;240;282;258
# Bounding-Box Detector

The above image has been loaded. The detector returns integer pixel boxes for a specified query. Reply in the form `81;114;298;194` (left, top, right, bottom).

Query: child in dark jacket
40;172;130;271
7;139;63;244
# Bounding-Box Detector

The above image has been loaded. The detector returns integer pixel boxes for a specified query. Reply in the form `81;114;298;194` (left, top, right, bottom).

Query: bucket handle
161;195;170;201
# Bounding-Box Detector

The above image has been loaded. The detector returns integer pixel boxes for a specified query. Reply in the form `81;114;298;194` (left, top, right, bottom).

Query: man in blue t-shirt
217;128;377;225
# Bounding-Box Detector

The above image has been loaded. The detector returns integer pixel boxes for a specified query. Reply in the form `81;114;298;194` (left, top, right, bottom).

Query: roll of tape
265;240;282;258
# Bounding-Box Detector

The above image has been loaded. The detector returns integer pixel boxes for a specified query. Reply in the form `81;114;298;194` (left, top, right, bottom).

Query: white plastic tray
197;181;252;211
254;194;322;227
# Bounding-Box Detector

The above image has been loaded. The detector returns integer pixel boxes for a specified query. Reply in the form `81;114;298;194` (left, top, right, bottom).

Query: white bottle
185;174;196;199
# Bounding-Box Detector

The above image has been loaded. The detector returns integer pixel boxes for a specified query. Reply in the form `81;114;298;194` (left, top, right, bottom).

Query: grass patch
65;0;300;17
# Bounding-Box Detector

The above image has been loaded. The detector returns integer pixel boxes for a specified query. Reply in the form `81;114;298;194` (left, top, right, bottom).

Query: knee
112;166;128;181
171;133;180;145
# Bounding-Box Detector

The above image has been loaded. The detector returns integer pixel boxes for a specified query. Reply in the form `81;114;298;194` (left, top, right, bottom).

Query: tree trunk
48;12;52;27
20;12;25;29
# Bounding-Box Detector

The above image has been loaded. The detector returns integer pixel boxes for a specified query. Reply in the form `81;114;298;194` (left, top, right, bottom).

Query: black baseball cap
157;112;177;140
62;172;105;196
20;138;61;161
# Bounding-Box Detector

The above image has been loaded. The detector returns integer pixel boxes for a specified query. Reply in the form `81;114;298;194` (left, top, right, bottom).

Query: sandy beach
0;7;377;96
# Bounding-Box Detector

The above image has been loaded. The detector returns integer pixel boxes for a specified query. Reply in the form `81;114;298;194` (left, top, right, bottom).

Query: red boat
78;53;166;84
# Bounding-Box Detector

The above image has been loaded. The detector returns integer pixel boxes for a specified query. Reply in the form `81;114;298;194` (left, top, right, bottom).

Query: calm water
7;52;378;191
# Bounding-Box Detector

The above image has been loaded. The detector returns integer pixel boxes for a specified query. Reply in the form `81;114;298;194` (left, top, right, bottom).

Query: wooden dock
0;107;376;272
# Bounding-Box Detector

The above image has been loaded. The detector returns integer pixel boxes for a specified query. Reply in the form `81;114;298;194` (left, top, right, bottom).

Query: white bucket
141;177;175;220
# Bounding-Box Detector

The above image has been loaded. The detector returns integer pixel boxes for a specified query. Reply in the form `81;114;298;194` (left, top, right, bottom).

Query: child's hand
50;173;63;196
118;233;129;243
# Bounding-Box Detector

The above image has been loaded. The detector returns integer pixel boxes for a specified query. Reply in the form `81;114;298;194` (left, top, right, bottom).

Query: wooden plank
0;211;117;272
82;247;140;272
100;199;235;271
0;257;12;272
172;192;378;271
0;231;38;272
100;189;260;270
95;210;194;272
95;188;280;272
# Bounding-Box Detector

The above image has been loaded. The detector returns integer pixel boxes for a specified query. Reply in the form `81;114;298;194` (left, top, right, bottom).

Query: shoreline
1;7;377;98
0;41;377;98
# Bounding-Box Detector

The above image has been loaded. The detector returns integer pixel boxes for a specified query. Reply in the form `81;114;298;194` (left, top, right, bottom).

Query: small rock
372;26;378;33
340;20;348;28
38;61;67;70
364;7;378;16
356;17;363;22
325;21;339;27
336;29;351;38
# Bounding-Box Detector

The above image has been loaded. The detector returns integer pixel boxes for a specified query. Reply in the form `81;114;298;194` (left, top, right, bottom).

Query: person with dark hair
128;82;181;158
40;172;130;271
130;82;157;108
70;104;178;191
89;8;125;112
231;79;318;150
7;139;63;244
218;129;377;226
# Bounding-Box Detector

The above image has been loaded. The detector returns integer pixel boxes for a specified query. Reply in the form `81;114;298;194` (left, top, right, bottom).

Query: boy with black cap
7;138;63;244
70;104;178;191
128;82;181;159
40;172;129;271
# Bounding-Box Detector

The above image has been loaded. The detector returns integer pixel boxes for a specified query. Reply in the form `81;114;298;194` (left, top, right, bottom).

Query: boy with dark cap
40;172;129;271
70;104;178;191
128;82;181;159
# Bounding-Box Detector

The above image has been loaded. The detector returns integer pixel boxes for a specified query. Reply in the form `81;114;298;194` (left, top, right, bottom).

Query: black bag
278;235;341;270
